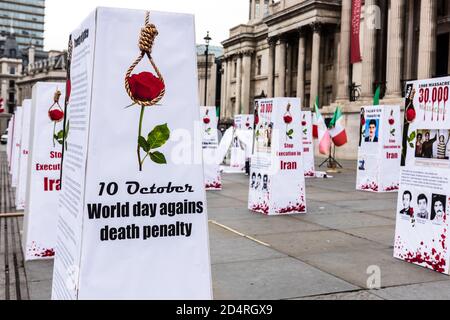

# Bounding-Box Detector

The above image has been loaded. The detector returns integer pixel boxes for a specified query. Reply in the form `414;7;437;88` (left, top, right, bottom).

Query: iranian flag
313;98;331;155
329;106;348;147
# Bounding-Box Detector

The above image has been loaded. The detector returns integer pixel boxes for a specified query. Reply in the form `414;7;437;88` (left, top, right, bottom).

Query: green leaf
57;130;64;140
149;151;167;164
138;136;150;153
409;143;414;148
408;131;416;143
147;124;170;150
288;129;294;136
65;120;70;138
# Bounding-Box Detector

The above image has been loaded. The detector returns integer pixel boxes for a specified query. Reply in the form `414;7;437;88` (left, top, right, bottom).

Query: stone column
336;0;351;101
267;37;276;97
418;0;437;80
404;0;415;80
235;55;242;115
361;0;377;98
275;37;286;97
297;29;306;104
221;58;228;118
386;0;405;97
225;58;232;118
286;41;292;96
241;51;253;114
310;23;322;106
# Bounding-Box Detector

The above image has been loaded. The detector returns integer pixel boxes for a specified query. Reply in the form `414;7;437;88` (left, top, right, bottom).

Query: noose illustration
48;89;63;147
125;11;167;171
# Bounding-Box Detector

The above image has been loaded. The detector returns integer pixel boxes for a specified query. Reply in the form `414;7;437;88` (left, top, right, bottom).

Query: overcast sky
44;0;248;51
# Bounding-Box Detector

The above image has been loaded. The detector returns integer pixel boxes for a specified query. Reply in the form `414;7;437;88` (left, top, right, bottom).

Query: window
9;80;15;88
263;0;270;17
255;0;260;19
257;56;262;76
9;66;15;75
234;61;237;78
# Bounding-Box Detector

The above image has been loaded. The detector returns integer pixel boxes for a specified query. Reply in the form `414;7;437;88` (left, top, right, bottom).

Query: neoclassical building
221;0;448;159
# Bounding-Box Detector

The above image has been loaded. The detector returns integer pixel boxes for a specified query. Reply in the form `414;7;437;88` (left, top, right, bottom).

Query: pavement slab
212;257;359;300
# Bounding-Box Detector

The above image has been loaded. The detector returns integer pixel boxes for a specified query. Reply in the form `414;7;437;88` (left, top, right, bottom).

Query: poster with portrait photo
249;98;306;216
394;76;450;275
357;105;402;192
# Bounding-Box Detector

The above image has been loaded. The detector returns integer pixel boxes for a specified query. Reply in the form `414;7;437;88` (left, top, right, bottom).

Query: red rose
284;115;293;124
302;121;307;126
49;109;64;122
255;116;259;125
203;117;210;124
406;107;416;123
389;119;395;125
127;72;165;102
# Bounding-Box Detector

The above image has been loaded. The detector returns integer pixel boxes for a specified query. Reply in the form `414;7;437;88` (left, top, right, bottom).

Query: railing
349;83;361;102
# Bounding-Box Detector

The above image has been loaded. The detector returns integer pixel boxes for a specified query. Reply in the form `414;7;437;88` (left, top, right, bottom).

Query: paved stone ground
2;143;450;300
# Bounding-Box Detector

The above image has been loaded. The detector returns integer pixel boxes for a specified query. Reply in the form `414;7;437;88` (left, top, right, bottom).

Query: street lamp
204;31;212;106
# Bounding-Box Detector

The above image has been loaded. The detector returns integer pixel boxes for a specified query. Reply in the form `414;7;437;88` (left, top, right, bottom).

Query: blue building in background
0;0;45;51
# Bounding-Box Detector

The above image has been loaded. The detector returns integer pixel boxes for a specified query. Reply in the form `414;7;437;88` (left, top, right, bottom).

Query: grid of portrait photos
399;189;447;225
250;172;270;193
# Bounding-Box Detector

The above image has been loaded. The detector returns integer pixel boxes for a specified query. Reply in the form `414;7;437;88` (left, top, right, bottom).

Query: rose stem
137;105;145;171
53;122;56;148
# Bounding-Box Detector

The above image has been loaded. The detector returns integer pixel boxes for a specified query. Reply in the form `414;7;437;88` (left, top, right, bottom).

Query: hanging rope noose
125;11;165;107
125;12;165;171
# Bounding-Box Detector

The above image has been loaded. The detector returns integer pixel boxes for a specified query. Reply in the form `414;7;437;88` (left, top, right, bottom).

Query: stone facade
221;0;450;160
16;48;66;105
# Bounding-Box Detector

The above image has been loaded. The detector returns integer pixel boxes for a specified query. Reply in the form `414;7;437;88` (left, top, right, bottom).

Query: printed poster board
249;98;306;215
301;111;315;178
11;107;23;188
22;83;66;261
230;114;254;171
6;114;14;168
16;100;32;210
356;105;402;192
394;77;450;274
201;106;221;190
52;8;212;300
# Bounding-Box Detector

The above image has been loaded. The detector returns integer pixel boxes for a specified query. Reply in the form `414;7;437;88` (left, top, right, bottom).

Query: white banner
201;106;221;190
356;105;402;192
249;98;306;215
11;107;23;188
6;115;14;168
301;111;315;177
52;8;212;300
16;100;32;210
22;84;65;261
394;77;450;274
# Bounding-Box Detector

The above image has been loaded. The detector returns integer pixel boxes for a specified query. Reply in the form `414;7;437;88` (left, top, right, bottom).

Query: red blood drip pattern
28;241;55;258
395;201;449;274
359;182;379;192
